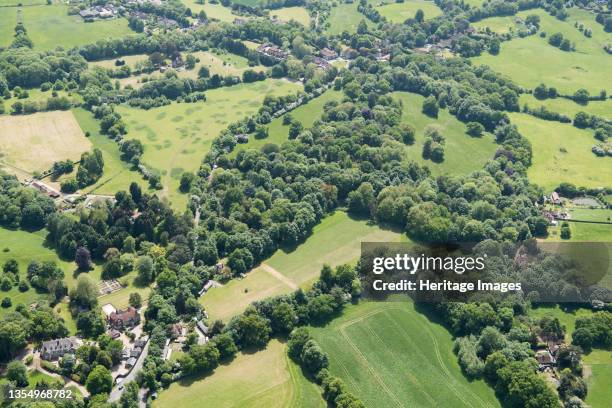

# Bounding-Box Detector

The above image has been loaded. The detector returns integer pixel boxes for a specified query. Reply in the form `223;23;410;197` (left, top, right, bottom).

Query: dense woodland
0;0;611;407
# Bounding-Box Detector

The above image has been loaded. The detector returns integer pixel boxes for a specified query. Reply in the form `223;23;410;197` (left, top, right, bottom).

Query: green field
233;88;343;154
570;208;612;223
271;7;310;26
473;9;612;94
395;92;498;176
0;5;18;49
325;2;368;35
509;113;610;191
14;5;134;51
545;222;612;242
202;211;404;321
310;301;501;408
118;79;300;209
373;0;442;23
71;108;148;196
184;1;237;22
89;54;149;70
154;339;325;408
0;227;75;315
519;94;612;120
473;14;523;34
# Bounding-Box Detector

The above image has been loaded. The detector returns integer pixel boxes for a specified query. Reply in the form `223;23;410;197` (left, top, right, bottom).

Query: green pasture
325;2;368;35
72;108;148;196
584;349;612;408
472;14;523;34
89;54;149;70
395;92;498;176
310;301;501;408
229;0;261;6
1;89;83;116
519;94;612;120
184;1;237;23
201;211;404;322
18;5;133;51
0;4;18;48
233;88;343;154
570;208;612;223
473;9;612;94
118;79;300;210
373;0;442;23
154;339;325;408
545;222;612;242
272;7;310;26
509;113;610;191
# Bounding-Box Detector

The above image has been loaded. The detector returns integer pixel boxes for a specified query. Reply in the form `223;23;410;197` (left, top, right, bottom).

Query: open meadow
519;94;612;120
271;7;310;26
0;110;92;175
118;79;300;209
0;5;18;48
201;211;404;322
325;2;367;35
20;5;133;51
473;9;611;94
183;1;237;23
310;301;501;408
372;0;442;23
153;339;325;408
395;92;498;176
233;88;343;154
508;113;609;192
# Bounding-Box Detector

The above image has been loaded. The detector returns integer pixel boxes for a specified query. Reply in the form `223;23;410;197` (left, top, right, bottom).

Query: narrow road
108;339;150;403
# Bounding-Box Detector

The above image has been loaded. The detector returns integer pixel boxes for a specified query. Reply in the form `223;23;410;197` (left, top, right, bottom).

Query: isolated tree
3;259;18;274
75;247;91;271
466;122;484;137
72;273;98;308
415;9;424;23
129;292;142;309
422;95;439;118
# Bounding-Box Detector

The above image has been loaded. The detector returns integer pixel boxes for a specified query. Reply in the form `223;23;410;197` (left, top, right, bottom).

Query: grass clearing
0;110;92;175
395;92;498;176
271;7;310;26
473;9;612;94
472;14;523;34
179;51;266;80
373;0;442;23
89;54;149;70
310;301;501;407
22;5;133;51
154;339;325;408
519;94;612;120
325;2;367;35
508;113;610;191
71;108;148;196
202;211;404;321
183;1;237;22
118;79;301;209
233;88;343;154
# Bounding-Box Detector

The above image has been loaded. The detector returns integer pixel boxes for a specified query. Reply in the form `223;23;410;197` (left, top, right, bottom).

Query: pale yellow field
0;111;91;174
271;7;311;26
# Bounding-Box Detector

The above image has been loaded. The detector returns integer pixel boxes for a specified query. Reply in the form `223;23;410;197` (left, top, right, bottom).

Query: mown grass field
310;301;501;408
179;51;266;80
202;211;404;321
570;208;612;223
71;108;148;196
20;5;133;50
118;79;300;209
184;1;237;22
545;222;612;242
0;5;18;48
154;339;325;408
509;113;609;192
472;14;523;34
395;92;498;176
271;7;310;26
233;88;343;154
0;110;92;175
473;9;611;94
89;54;149;70
373;0;442;23
0;227;75;315
325;2;367;35
519;94;612;120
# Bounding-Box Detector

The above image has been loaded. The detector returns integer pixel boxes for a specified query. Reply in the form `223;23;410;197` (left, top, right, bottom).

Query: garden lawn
584;349;612;408
310;301;501;408
22;5;134;51
509;113;610;191
201;211;404;321
71;108;147;196
118;79;300;210
153;339;325;408
183;1;237;23
325;2;367;35
374;0;442;23
0;110;91;175
0;227;75;316
233;88;343;154
271;7;310;26
98;270;151;310
395;92;497;176
519;94;612;121
473;9;612;94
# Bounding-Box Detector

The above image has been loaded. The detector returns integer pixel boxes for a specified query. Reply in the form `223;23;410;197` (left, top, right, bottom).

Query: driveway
108;338;150;402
